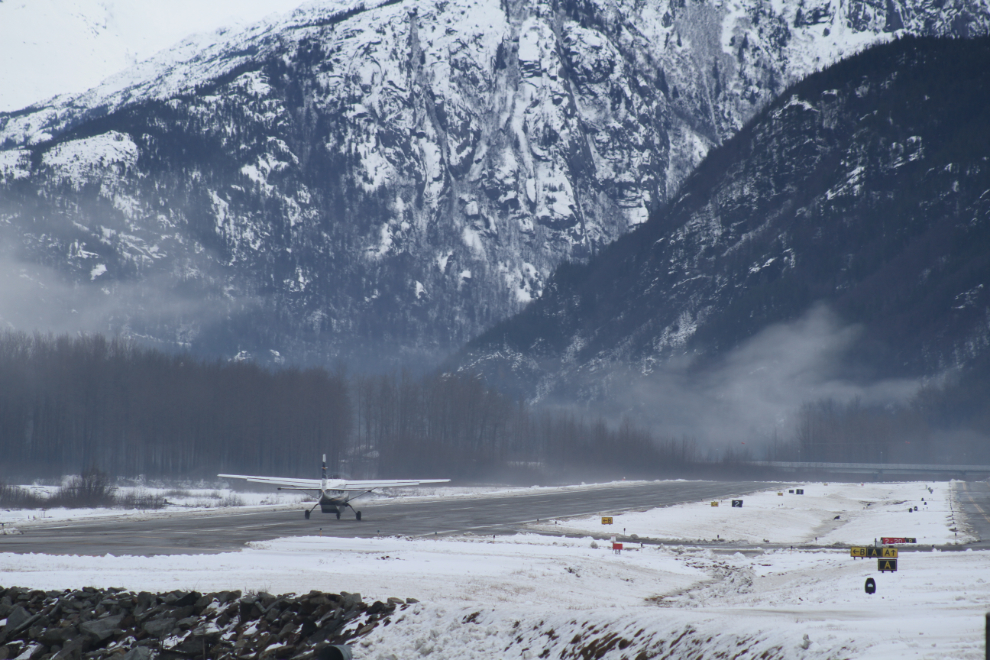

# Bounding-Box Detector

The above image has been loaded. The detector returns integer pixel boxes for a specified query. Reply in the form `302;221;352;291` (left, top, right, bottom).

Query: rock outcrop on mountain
454;37;990;412
1;0;987;368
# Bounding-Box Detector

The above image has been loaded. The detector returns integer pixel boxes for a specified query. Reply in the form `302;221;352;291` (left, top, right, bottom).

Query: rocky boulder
0;586;414;660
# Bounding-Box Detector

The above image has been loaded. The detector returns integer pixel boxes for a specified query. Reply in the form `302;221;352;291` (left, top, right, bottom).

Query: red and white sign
881;537;917;544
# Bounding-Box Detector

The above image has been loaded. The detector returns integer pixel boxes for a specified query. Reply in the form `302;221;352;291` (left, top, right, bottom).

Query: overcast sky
0;0;308;111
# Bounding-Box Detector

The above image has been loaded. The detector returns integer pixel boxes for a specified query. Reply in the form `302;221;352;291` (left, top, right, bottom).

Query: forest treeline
2;332;985;481
0;332;681;480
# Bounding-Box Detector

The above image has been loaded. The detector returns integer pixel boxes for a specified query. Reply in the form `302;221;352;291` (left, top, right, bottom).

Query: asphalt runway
1;480;772;556
956;480;990;548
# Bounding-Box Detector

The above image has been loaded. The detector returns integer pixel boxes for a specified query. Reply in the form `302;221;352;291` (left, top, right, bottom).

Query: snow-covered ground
1;532;987;657
2;480;988;657
530;481;976;546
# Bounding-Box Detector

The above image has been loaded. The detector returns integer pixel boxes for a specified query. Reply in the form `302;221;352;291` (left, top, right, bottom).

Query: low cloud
0;252;246;350
594;304;922;446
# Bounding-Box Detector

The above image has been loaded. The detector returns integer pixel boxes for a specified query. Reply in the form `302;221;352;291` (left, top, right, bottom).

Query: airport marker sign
881;537;917;544
878;558;897;572
601;516;613;525
850;546;898;559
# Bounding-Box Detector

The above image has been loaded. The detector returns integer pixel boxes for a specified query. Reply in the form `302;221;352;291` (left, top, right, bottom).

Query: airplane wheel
336;512;341;520
356;511;362;521
305;510;310;520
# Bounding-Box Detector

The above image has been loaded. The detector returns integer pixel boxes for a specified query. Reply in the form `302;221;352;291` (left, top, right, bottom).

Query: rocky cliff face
454;37;990;416
1;0;986;367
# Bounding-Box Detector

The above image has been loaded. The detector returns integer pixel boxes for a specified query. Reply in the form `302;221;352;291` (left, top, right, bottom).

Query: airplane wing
217;474;450;491
335;479;450;491
217;474;323;489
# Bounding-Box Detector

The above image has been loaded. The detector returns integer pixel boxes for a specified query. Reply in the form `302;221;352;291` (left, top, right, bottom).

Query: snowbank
1;532;988;658
530;481;975;545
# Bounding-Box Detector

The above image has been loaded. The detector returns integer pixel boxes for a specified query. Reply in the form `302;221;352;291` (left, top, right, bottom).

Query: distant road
0;481;772;556
956;480;990;548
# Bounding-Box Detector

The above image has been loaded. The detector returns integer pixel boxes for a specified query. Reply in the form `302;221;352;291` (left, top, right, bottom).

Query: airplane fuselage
319;490;347;509
317;489;359;518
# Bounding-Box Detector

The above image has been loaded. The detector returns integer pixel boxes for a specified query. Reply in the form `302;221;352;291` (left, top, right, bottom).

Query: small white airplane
218;455;449;520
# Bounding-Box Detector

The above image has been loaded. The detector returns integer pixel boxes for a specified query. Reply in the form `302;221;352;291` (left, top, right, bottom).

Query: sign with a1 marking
850;547;898;558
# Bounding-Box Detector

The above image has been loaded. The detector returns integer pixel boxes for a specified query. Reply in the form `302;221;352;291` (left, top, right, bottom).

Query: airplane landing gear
304;510;310;519
356;511;362;521
336;511;341;520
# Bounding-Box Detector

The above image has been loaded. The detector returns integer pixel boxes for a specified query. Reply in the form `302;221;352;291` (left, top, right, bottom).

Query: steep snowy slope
455;37;990;414
0;0;308;112
0;0;987;368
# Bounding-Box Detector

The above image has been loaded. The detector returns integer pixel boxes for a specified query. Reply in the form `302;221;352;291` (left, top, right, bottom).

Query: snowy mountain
1;0;987;368
453;37;990;422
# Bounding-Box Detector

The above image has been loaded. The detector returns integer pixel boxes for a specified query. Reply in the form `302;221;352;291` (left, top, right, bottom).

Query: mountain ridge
1;0;987;369
453;36;990;414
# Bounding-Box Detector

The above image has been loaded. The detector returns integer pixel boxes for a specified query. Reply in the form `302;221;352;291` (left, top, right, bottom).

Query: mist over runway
2;481;774;556
5;479;989;557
